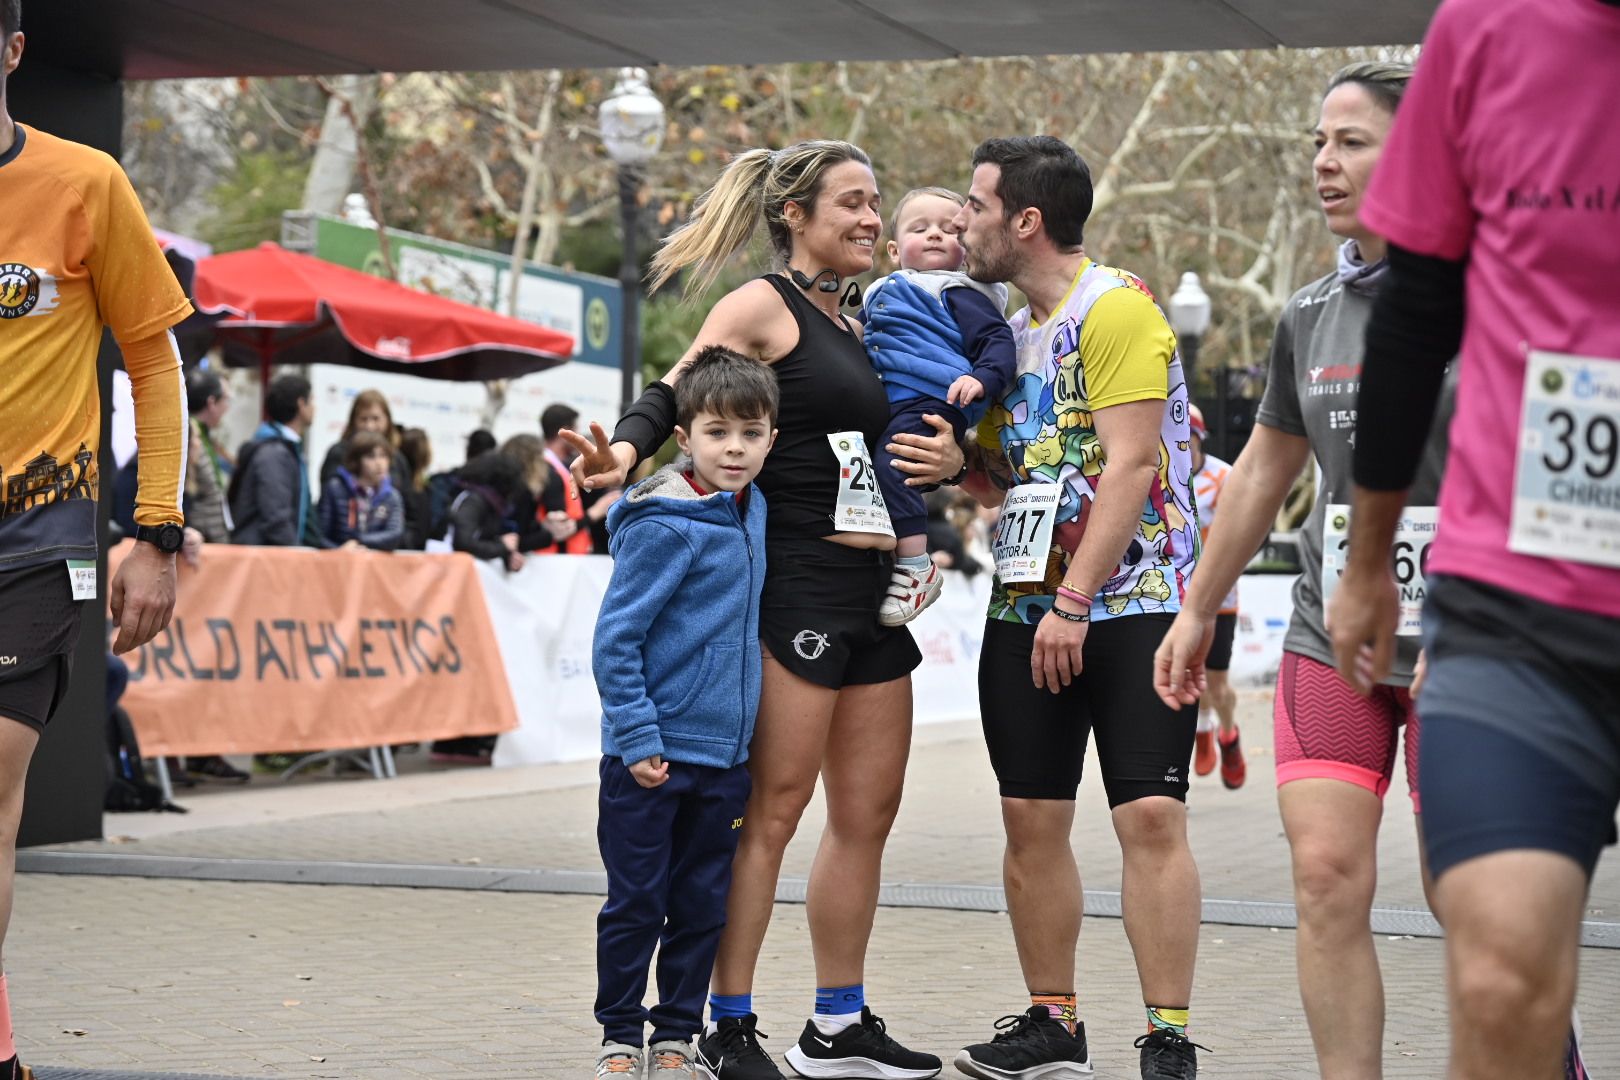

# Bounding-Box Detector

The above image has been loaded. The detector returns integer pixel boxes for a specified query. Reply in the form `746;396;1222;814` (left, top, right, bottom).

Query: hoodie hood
607;459;752;543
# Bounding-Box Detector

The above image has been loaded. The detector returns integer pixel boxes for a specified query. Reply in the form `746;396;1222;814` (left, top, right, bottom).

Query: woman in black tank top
563;141;962;1078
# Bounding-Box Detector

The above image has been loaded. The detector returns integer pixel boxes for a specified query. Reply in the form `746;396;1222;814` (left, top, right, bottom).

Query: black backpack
104;706;186;814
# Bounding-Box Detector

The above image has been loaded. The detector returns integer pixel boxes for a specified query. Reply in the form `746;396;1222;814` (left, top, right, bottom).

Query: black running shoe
1134;1029;1205;1080
955;1007;1092;1080
697;1014;784;1080
783;1007;940;1079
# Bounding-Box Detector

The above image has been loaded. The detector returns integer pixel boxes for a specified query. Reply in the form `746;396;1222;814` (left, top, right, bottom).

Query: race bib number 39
1321;504;1437;636
827;431;895;537
1509;350;1620;569
993;483;1060;584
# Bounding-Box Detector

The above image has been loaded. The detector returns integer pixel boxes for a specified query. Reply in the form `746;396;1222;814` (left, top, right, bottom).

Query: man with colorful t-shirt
1326;1;1620;1077
951;136;1204;1080
0;6;193;1078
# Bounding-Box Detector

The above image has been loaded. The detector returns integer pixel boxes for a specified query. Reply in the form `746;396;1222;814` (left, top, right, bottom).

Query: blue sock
709;993;752;1026
896;553;931;571
812;985;865;1033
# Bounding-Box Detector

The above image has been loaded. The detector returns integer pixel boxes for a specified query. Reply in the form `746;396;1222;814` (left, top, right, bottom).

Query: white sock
812;1011;862;1035
1196;709;1216;733
896;553;932;572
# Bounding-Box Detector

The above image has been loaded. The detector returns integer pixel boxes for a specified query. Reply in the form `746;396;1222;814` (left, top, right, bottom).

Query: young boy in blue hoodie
591;345;778;1080
863;186;1015;627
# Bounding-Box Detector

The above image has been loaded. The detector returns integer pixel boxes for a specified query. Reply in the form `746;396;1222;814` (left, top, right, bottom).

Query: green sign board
302;215;623;370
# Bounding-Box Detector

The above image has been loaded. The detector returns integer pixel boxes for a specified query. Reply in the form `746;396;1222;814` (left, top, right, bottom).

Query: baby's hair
888;186;966;241
676;345;780;429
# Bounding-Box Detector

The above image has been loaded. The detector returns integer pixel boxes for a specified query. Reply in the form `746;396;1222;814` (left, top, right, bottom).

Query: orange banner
106;542;518;757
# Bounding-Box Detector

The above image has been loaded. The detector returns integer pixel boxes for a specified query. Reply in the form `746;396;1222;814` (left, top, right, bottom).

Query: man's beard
965;232;1017;285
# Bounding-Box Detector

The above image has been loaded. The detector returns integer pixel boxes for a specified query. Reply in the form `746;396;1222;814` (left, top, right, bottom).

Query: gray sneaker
650;1040;697;1080
597;1042;644;1080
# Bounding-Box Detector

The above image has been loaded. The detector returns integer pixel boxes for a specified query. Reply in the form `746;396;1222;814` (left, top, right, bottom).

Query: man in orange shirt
0;5;193;1076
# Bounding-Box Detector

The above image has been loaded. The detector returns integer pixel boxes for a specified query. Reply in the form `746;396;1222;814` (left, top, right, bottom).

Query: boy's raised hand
629;755;669;788
947;374;985;407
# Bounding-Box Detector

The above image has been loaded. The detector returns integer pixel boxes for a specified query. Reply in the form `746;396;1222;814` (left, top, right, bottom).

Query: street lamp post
1168;270;1216;451
599;67;666;414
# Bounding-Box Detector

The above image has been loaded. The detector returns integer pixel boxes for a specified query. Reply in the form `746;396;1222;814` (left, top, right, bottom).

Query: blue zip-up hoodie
863;269;1013;424
593;462;767;769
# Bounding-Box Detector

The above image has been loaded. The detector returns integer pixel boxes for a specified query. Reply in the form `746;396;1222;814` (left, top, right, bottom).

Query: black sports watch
135;522;186;554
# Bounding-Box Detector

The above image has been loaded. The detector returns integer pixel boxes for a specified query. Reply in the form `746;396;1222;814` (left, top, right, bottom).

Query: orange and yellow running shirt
0;124;192;571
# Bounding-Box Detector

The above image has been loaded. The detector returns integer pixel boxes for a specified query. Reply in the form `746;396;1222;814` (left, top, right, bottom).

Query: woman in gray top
1152;61;1456;1079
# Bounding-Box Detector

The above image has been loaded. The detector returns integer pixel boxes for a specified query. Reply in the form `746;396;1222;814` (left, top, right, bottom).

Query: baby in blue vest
590;346;778;1080
864;186;1016;625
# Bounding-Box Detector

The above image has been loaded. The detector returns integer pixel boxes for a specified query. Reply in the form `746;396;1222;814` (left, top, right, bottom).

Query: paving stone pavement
14;690;1620;1078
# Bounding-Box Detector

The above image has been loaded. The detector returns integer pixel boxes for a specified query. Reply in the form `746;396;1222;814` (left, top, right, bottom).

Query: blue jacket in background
592;462;767;770
863;268;1015;425
319;468;405;550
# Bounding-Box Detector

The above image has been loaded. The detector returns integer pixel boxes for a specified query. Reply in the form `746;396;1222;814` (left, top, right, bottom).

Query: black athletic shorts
979;614;1195;806
758;536;922;690
1206;612;1237;672
0;561;85;731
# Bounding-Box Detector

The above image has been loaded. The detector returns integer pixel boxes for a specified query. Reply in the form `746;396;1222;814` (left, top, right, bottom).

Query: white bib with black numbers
1321;504;1438;636
826;431;895;537
1509;349;1620;569
993;483;1060;584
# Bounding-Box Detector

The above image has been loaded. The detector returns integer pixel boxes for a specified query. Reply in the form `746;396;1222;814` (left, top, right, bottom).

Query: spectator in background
538;403;591;554
426;428;497;543
230;374;327;548
185;367;233;543
319;431;405;551
397;427;433;550
498;433;557;553
447;450;526;574
924;487;981;578
317;388;421;547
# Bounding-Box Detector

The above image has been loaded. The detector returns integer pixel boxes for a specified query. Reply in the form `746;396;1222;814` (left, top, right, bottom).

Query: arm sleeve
591;520;694;766
610;381;678;464
1077;288;1175;409
360;491;405;551
1359;5;1476;260
1352;246;1466;491
120;330;188;529
945;288;1018;403
1254;304;1306;437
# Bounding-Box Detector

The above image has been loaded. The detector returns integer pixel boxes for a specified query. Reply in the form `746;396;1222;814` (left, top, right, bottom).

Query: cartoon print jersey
0;125;191;570
978;259;1198;625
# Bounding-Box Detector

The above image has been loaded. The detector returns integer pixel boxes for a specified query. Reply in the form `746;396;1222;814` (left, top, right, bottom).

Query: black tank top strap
761;272;858;339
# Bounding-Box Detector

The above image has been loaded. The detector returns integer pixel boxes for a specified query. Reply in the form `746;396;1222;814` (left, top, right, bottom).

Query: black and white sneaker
1134;1029;1205;1080
783;1007;941;1079
697;1014;785;1080
954;1007;1093;1080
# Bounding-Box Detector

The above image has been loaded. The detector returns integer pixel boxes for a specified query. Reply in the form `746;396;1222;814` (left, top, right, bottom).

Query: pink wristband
1055;586;1092;607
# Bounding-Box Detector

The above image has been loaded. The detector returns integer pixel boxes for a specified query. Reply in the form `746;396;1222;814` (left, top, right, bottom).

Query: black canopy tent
10;0;1438;845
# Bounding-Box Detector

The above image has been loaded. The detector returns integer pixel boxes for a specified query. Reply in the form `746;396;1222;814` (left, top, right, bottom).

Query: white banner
482;559;1293;765
487;557;991;767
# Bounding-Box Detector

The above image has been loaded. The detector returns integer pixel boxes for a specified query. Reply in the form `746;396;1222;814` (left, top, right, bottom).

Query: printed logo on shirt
1;444;96;521
792;629;830;661
0;263;47;319
1307;362;1361;399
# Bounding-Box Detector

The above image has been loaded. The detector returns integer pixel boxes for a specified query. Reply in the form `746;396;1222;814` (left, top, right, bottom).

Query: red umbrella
191;242;575;384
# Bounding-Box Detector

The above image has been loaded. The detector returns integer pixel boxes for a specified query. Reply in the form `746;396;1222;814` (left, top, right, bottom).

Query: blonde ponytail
649;140;873;299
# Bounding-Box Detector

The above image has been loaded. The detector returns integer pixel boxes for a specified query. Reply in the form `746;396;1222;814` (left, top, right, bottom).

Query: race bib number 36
1321;504;1437;636
827;431;895;537
993;484;1060;584
1509;350;1620;569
